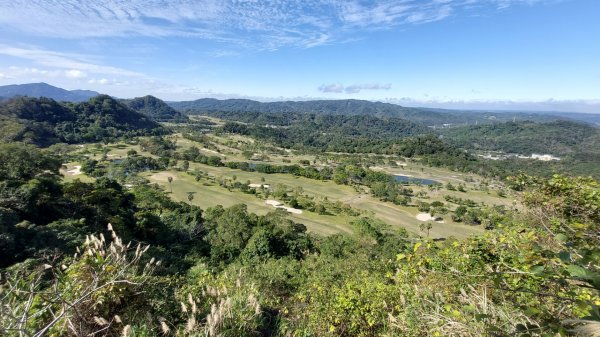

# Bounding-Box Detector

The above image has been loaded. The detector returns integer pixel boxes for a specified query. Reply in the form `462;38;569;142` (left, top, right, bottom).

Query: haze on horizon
0;0;598;113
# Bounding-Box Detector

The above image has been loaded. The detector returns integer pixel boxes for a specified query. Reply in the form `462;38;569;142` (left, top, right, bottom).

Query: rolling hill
0;95;163;146
121;95;188;122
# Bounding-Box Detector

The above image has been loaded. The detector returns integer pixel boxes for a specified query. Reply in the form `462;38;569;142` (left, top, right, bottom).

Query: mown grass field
140;170;355;236
142;161;485;238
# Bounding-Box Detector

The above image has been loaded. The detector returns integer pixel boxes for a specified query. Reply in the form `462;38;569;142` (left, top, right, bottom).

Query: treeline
170;97;564;125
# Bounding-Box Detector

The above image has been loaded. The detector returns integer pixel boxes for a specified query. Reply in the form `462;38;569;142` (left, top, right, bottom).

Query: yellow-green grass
177;133;318;166
372;164;515;208
68;140;501;238
187;161;356;200
141;170;354;236
144;164;483;239
341;194;483;239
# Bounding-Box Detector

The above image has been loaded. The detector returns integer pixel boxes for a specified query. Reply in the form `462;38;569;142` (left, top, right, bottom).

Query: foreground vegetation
2;142;599;336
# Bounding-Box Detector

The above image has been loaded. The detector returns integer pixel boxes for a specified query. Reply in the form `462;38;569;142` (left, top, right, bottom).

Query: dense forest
440;120;600;179
441;120;600;156
217;114;428;151
0;95;164;146
121;95;189;122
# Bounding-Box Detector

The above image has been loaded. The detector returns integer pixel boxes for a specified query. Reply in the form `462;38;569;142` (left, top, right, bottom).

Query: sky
0;0;599;113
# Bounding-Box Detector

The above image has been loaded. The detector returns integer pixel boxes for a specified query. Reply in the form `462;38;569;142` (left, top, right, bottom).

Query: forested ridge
441;120;600;156
172;98;572;126
0;95;164;146
121;95;189;122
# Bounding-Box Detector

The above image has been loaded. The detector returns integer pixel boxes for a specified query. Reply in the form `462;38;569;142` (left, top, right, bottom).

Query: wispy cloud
0;44;159;95
319;82;392;94
318;83;345;93
0;44;144;77
0;1;550;50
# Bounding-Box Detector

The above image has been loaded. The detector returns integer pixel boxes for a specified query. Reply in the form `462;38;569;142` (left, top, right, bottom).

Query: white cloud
345;83;392;94
87;78;131;86
65;69;87;78
0;1;552;50
318;83;344;93
318;82;392;94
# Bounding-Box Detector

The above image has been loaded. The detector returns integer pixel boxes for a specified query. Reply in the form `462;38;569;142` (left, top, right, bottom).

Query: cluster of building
478;153;561;161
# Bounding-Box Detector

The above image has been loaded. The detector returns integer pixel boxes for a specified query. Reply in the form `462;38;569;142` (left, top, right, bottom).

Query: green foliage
121;95;188;122
218;114;430;154
442;120;600;178
204;205;312;265
0;143;61;182
172;98;566;126
0;96;164;146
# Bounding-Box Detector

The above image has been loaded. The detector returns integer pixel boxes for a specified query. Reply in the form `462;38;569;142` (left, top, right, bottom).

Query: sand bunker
416;212;445;223
265;199;303;214
150;172;175;182
67;165;82;175
249;183;270;189
416;213;435;221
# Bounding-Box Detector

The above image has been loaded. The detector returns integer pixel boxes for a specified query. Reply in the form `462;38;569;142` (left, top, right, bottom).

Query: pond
394;175;439;185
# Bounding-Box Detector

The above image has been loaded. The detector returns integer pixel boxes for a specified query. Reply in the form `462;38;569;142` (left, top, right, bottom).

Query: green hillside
0;95;164;146
121;95;188;122
441;120;600;156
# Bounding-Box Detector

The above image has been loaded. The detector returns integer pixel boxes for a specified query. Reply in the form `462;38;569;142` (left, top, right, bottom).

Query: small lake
394;175;439;185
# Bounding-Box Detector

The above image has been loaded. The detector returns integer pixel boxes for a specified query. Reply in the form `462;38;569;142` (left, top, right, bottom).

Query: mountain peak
0;82;100;102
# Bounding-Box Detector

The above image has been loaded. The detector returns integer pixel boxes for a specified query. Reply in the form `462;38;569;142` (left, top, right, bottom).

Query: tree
315;204;327;215
419;222;433;237
187;191;195;204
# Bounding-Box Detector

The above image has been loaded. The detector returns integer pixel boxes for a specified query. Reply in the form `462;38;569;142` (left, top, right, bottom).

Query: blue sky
0;0;598;112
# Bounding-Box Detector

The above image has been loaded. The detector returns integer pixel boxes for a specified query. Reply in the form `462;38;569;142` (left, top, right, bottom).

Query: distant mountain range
169;98;590;126
1;83;599;126
0;83;100;102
